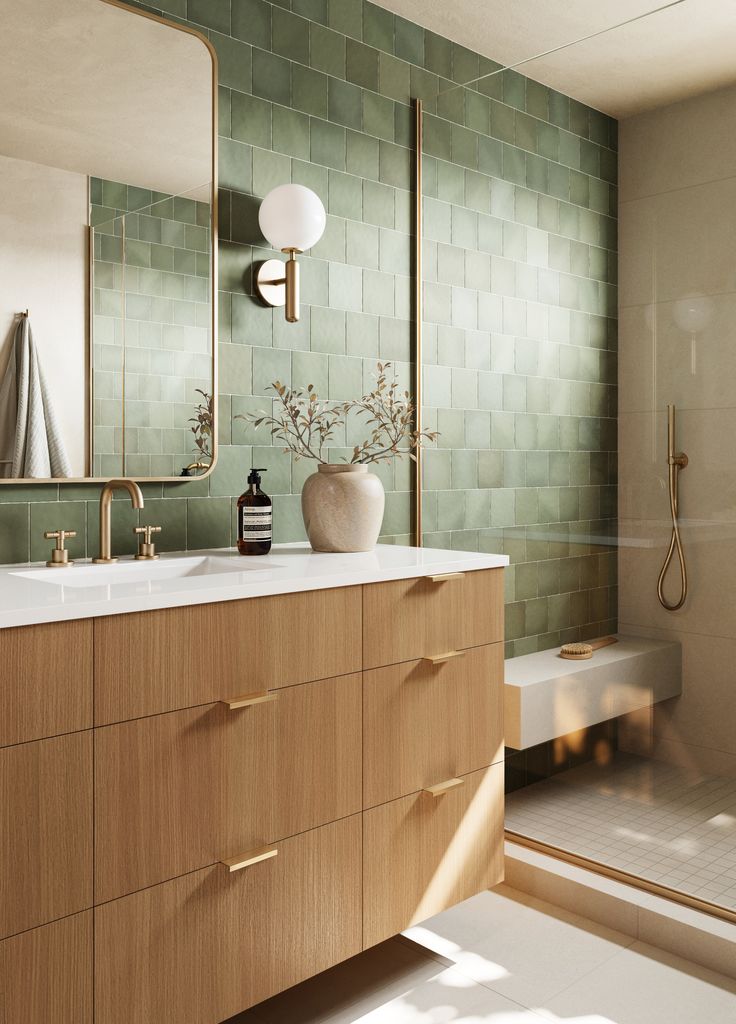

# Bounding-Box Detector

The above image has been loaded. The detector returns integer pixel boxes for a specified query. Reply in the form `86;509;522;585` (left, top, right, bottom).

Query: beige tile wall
618;83;736;775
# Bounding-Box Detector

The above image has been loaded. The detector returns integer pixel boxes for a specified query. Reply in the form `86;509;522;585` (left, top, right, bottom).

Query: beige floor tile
403;886;634;1006
231;938;451;1024
535;941;736;1024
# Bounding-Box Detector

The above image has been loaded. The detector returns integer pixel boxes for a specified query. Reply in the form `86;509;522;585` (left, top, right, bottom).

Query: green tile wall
90;179;212;477
3;0;617;654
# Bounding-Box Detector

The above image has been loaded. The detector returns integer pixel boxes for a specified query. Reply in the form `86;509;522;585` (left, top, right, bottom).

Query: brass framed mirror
0;0;218;483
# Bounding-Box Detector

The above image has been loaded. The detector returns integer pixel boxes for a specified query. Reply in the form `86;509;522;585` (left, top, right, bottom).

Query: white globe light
258;184;326;252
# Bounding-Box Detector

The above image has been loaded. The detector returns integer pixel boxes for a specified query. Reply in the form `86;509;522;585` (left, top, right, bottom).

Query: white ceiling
375;0;736;118
0;0;213;198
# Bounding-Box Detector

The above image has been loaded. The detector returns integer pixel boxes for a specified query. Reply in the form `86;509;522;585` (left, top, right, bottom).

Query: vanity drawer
363;643;504;808
0;620;93;747
363;764;504;949
362;568;504;670
0;911;92;1024
94;586;362;724
95;672;362;903
95;815;362;1024
0;732;92;939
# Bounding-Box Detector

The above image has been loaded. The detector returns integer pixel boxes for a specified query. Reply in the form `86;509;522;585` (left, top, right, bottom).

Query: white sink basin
13;555;273;589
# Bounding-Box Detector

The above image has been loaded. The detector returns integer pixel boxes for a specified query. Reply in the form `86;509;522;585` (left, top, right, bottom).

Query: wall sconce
255;184;326;323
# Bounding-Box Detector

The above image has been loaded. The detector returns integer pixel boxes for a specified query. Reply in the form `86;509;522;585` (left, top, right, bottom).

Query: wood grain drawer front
363;569;503;670
95;673;362;903
0;620;92;748
0;733;92;940
363;764;504;949
363;644;504;808
94;587;362;725
95;815;362;1024
0;912;92;1024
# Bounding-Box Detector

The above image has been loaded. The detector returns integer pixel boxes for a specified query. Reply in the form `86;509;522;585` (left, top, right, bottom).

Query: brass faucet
93;479;144;564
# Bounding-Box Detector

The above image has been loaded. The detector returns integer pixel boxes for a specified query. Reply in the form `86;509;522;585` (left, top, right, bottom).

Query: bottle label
241;506;272;542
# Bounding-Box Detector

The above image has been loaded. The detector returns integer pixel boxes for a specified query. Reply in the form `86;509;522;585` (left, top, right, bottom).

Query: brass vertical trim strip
414;98;423;548
87;219;94;478
120;215;126;475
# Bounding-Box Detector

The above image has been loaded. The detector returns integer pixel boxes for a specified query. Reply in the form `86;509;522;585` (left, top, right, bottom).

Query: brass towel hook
657;404;688;610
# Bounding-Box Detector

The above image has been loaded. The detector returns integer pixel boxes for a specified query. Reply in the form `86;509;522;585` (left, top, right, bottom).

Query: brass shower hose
657;404;688;611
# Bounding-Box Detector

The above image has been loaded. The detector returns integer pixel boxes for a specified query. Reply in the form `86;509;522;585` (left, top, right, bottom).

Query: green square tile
548;90;570;130
526;79;549;121
292;65;328;117
252;148;291;199
328;78;363;130
311;22;346;78
311;214;346;262
451;123;477;169
346;130;380;179
363;180;394;228
394;15;424;64
346;311;379;357
292;349;329;395
515;111;538;153
423;115;452;161
378;52;410;103
425;31;453;78
328;263;362;311
490;101;516;145
189;0;230;33
252;48;290;106
346;39;380;91
537;121;560;162
252;346;290;395
311;119;346;170
293;0;328;23
230;92;270;150
328;354;363;399
328;0;363;39
231;0;271;48
272;8;309;64
346;221;379;268
211;33;251;93
363;91;395;142
570;99;590;139
311;305;346;353
364;3;394;52
363;269;394;316
328;169;362;219
272;106;310;159
452;43;480;85
187;497;232;549
466;91;491;135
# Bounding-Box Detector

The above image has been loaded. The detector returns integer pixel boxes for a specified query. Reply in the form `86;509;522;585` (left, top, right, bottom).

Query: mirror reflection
0;0;215;481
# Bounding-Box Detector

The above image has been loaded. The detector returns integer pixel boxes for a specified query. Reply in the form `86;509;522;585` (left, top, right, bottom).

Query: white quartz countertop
0;543;508;629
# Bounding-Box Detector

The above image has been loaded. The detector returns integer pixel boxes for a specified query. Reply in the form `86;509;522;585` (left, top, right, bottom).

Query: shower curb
505;840;736;980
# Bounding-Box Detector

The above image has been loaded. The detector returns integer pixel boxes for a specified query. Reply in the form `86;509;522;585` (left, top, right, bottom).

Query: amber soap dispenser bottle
237;468;272;555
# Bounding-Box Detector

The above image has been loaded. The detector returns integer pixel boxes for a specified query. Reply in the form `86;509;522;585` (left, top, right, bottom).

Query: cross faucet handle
133;525;161;561
43;529;77;567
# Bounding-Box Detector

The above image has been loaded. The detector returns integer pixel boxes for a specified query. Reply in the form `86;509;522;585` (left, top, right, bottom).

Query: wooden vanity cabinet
93;586;362;725
94;672;362;902
4;567;505;1023
0;619;92;747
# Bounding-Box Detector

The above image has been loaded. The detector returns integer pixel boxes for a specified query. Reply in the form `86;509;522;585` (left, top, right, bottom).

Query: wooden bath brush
559;636;618;660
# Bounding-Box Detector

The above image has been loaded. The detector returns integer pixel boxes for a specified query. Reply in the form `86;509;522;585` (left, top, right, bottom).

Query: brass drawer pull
220;845;278;872
428;572;465;582
422;650;466;665
220;690;278;711
423;777;464;797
